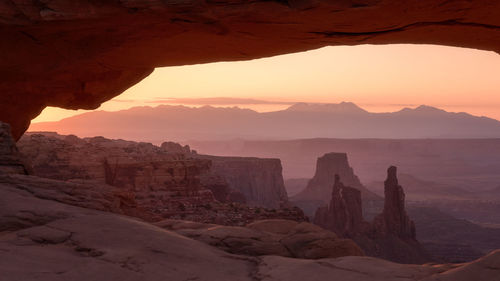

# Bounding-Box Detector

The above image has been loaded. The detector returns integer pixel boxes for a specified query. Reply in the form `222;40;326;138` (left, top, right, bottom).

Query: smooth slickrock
155;219;364;259
1;123;500;280
4;174;500;281
0;181;255;281
1;1;499;138
372;166;416;239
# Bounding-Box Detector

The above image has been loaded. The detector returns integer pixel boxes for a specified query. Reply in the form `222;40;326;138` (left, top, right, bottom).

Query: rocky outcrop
314;175;368;238
295;153;367;200
160;141;192;155
199;173;247;204
156;219;363;259
372;166;416;239
0;122;30;175
18;133;217;220
20;132;288;209
292;153;381;217
17;132;306;224
1;173;500;281
1;1;500;139
314;169;430;264
201;155;289;208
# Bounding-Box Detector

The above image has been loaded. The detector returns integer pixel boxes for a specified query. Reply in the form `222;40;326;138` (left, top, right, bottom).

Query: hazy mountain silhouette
30;102;500;142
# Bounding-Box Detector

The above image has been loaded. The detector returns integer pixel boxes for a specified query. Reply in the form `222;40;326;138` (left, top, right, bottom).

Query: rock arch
1;0;499;138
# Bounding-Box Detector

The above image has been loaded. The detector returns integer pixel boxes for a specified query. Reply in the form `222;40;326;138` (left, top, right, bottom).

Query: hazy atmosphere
32;44;500;123
3;2;500;280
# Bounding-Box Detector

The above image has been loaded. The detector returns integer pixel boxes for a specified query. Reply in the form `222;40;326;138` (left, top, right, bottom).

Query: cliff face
3;168;499;281
17;132;305;224
313;175;368;237
292;152;381;217
314;168;429;264
18;133;216;220
0;123;30;175
294;153;368;201
372;166;416;239
204;156;289;209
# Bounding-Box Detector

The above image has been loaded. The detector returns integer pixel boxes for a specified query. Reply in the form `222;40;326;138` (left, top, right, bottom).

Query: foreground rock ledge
1;0;500;138
1;175;500;281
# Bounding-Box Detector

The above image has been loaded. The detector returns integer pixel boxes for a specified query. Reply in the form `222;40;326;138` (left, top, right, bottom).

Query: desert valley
1;1;500;280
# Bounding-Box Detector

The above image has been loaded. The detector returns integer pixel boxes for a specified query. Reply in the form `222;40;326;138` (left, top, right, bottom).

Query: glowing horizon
32;44;500;124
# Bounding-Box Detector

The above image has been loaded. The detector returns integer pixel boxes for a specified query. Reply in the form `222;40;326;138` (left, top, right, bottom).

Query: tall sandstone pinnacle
313;174;367;238
294;153;367;202
374;166;416;239
313;166;429;264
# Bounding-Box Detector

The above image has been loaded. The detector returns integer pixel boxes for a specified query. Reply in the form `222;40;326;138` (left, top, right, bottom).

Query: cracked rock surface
1;174;500;281
1;0;499;138
155;218;364;259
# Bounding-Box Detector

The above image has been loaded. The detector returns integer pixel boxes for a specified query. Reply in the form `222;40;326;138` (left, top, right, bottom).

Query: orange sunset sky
31;44;500;125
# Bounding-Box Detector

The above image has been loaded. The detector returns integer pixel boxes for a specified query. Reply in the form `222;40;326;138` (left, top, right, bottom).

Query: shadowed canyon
1;0;500;280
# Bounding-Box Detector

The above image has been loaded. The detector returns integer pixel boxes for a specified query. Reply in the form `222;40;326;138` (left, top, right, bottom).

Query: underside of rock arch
1;0;499;139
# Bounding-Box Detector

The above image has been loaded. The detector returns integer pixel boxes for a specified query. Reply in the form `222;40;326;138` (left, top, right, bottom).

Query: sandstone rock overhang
1;0;499;139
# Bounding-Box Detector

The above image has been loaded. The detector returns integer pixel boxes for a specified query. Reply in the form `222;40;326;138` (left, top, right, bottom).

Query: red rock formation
0;122;30;175
314;174;367;238
1;1;499;139
372;166;416;239
313;168;429;264
160;141;192;155
294;153;371;201
201;155;289;208
2;173;500;280
17;132;306;225
156;219;364;259
292;152;381;217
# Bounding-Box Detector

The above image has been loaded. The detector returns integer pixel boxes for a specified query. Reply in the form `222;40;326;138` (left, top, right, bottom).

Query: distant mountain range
29;102;500;142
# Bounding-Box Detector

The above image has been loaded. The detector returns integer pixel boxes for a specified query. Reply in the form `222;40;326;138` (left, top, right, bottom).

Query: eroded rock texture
200;155;289;208
1;173;500;280
1;0;499;139
292;152;381;217
314;174;368;237
314;170;430;264
17;131;306;224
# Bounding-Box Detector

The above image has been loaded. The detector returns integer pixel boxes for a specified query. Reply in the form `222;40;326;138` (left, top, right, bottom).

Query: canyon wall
4;132;500;281
313;174;368;238
17;132;305;224
0;122;30;175
200;156;289;208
